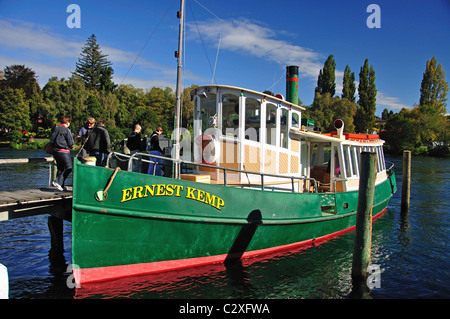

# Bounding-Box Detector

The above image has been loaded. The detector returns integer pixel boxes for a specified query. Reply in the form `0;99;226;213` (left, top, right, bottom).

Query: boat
71;1;397;287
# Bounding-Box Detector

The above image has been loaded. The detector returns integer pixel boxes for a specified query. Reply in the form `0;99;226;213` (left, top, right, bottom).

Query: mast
174;0;184;179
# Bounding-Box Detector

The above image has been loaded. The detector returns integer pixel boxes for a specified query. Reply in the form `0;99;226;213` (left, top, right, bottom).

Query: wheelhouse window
292;112;300;129
245;97;261;142
280;108;288;148
222;93;240;137
200;93;217;133
266;103;277;146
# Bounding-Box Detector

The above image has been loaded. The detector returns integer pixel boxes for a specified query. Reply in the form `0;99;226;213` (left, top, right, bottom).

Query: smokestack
286;65;299;105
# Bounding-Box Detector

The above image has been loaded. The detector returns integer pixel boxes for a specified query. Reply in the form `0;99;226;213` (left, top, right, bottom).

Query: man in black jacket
90;119;111;166
148;126;163;176
126;124;143;172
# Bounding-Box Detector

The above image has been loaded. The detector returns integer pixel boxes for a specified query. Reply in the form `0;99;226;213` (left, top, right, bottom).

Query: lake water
0;149;449;299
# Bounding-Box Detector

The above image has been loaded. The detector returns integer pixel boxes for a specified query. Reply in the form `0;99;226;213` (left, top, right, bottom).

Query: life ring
195;134;218;165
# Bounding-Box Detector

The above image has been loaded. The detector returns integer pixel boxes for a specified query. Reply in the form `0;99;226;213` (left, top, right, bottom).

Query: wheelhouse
191;85;304;186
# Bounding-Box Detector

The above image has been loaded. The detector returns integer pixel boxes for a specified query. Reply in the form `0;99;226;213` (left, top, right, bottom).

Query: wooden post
401;150;411;212
48;216;64;255
352;152;377;285
48;215;68;272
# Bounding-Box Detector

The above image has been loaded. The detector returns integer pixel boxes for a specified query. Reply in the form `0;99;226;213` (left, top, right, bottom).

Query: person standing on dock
76;117;95;158
50;116;74;191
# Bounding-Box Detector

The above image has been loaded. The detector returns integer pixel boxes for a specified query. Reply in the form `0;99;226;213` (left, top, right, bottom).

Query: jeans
148;150;162;176
94;152;107;166
130;150;142;172
53;151;72;187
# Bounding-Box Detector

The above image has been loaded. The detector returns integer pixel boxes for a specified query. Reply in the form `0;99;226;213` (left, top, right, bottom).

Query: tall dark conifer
342;65;356;102
74;34;113;90
419;56;448;115
315;55;336;96
355;59;376;133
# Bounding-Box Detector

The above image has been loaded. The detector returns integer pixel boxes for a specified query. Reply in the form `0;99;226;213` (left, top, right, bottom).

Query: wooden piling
351;152;377;284
48;216;64;256
401;150;411;212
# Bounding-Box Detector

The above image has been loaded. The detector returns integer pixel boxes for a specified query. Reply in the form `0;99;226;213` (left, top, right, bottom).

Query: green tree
99;66;117;93
1;65;40;99
0;88;32;131
315;55;336;96
355;59;376;133
41;76;88;130
74;34;114;90
85;94;102;120
380;108;418;154
381;108;393;120
419;56;448;115
342;65;356;102
307;93;357;133
115;84;145;130
144;87;175;132
1;65;44;131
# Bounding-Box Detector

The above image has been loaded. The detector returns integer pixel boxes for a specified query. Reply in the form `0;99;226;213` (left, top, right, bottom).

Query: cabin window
280;108;288;148
266;103;277;146
200;92;217;133
376;146;386;172
343;145;353;177
379;146;386;171
292;112;299;129
222;93;240;137
332;145;341;177
351;146;359;177
245;97;261;142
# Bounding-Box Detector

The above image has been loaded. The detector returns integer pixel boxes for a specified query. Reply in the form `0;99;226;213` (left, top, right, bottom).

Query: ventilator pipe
334;119;345;137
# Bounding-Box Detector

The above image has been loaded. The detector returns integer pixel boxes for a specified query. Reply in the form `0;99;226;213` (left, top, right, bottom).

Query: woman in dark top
50;116;74;191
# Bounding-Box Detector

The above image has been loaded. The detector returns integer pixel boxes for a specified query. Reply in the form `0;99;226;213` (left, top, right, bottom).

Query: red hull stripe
74;207;389;286
286;77;298;82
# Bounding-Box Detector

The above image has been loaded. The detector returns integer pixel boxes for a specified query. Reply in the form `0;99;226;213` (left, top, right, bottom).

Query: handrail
106;151;319;193
105;151;395;194
385;161;395;175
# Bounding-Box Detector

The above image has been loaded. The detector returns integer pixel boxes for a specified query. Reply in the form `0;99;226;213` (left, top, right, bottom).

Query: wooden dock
0;187;72;222
0;157;54;164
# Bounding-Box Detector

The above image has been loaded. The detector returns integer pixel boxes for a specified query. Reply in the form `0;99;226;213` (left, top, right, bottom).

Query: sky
1;0;449;116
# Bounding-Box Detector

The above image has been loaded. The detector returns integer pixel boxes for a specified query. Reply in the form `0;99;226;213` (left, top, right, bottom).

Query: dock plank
0;187;72;204
0;187;73;221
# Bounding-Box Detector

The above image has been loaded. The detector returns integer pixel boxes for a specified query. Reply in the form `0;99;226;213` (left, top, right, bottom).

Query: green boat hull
71;159;396;285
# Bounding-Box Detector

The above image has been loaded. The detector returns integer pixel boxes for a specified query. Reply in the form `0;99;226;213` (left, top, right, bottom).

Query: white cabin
189;85;388;193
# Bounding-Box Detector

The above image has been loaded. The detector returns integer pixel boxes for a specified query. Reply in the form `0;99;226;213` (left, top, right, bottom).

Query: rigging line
212;34;221;85
192;0;226;25
187;0;216;84
266;70;285;92
119;0;176;86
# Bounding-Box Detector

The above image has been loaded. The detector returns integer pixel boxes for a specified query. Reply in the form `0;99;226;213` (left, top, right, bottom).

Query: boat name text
120;184;225;211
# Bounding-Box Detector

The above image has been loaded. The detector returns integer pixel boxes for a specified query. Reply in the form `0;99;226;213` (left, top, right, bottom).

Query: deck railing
106;151;319;194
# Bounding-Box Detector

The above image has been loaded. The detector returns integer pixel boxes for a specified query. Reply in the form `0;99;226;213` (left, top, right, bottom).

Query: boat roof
290;128;385;146
192;84;306;111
